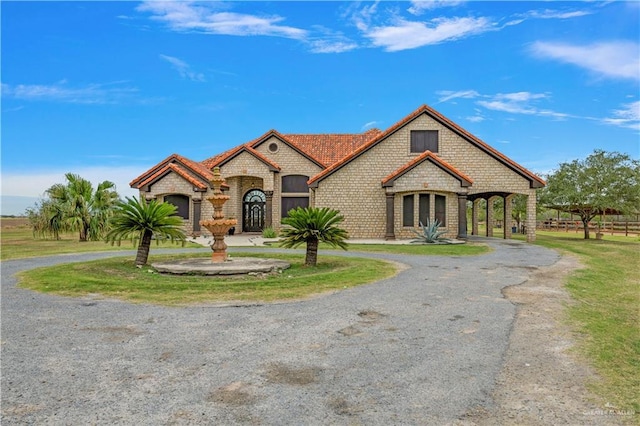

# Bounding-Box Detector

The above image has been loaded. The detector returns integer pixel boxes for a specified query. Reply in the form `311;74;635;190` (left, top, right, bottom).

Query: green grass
17;252;398;305
344;243;489;256
0;218;201;261
531;230;639;415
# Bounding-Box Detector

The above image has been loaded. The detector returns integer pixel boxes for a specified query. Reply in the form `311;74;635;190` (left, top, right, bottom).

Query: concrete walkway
1;238;559;425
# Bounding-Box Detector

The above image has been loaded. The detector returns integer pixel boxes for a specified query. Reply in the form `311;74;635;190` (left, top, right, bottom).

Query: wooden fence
537;219;640;236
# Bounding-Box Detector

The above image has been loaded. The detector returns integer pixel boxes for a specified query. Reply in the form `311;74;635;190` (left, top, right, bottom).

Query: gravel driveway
1;238;559;425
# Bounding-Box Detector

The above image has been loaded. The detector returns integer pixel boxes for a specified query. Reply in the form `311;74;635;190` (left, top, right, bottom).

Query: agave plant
412;218;449;244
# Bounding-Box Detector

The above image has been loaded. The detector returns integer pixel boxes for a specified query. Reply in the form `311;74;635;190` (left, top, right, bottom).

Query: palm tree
105;196;186;266
280;207;349;267
26;199;67;240
46;173;118;241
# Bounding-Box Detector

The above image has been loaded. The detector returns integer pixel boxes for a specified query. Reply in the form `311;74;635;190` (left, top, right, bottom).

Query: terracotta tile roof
203;141;281;171
249;130;326;168
137;162;209;190
201;144;248;170
282;128;382;167
382;151;473;188
309;105;545;188
130;153;214;190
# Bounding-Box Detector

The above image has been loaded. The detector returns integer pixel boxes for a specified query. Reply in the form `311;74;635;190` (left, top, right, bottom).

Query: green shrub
262;226;278;238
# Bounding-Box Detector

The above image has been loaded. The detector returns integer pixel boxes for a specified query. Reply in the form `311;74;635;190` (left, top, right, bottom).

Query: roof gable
382;151;473;188
250;130;326;168
204;142;282;172
130;153;214;190
308;105;545;188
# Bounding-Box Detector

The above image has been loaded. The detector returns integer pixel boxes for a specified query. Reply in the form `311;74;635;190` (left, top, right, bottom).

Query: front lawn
0;218;200;261
17;252;398;305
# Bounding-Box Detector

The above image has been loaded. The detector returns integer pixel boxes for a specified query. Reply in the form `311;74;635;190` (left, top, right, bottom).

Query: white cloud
309;39;359;54
477;92;570;119
159;54;205;82
364;16;494;52
408;1;465;15
1;166;147;199
466;115;485;123
530;41;640;81
602;101;640;130
361;121;379;131
436;90;480;103
522;9;592;20
137;2;307;39
1;81;140;104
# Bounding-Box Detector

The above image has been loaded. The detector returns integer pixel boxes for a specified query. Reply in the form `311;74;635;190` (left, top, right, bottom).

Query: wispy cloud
437;89;640;130
530;41;640;81
159;54;205;82
364;16;494;51
520;9;592;20
361;120;380;131
307;26;358;53
466;114;485;123
477;92;571;119
1;81;141;104
602;101;640;130
438;89;572;120
137;1;307;39
407;1;465;16
436;90;480;103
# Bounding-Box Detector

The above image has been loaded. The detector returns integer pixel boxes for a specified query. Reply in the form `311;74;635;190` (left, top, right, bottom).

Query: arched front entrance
243;189;266;232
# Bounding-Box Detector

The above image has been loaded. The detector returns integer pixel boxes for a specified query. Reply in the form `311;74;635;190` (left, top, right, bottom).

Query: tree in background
46;173;119;241
26;199;67;240
540;150;640;239
279;207;349;267
105;196;186;266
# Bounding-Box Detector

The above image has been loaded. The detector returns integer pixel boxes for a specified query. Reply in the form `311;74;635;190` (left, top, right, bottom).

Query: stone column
526;192;537;242
385;193;395;240
193;199;202;235
504;194;514;239
457;193;468;239
472;198;480;236
264;190;274;228
486;196;496;237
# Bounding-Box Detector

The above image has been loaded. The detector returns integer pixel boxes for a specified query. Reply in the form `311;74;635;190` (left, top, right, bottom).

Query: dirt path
463;254;628;426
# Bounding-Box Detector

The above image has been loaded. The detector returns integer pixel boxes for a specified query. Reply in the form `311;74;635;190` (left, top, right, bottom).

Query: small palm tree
105;196;186;266
280;207;349;267
46;173;118;242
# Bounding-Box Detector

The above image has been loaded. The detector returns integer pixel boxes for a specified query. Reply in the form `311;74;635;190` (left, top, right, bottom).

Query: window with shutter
410;130;439;153
403;194;414;227
435;194;446;225
164;194;189;219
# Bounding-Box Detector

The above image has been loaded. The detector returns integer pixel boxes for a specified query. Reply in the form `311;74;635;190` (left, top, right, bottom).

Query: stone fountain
200;167;237;263
151;167;290;276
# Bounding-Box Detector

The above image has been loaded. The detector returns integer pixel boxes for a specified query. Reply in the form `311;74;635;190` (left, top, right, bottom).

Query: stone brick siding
142;172;204;236
314;113;536;239
253;136;322;230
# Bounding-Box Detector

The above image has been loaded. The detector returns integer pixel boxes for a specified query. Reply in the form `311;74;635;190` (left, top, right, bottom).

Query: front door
243;189;266;232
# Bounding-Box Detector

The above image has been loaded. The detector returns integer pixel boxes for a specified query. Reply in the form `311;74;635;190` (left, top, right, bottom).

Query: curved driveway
1;238;559;425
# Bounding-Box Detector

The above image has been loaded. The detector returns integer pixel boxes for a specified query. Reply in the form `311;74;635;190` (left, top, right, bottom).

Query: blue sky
2;1;639;215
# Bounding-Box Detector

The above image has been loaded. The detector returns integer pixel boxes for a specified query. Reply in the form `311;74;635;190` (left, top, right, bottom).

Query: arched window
243;189;266;232
164;194;190;219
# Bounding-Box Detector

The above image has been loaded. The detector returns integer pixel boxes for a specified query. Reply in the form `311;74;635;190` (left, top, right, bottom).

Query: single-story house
130;105;545;242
